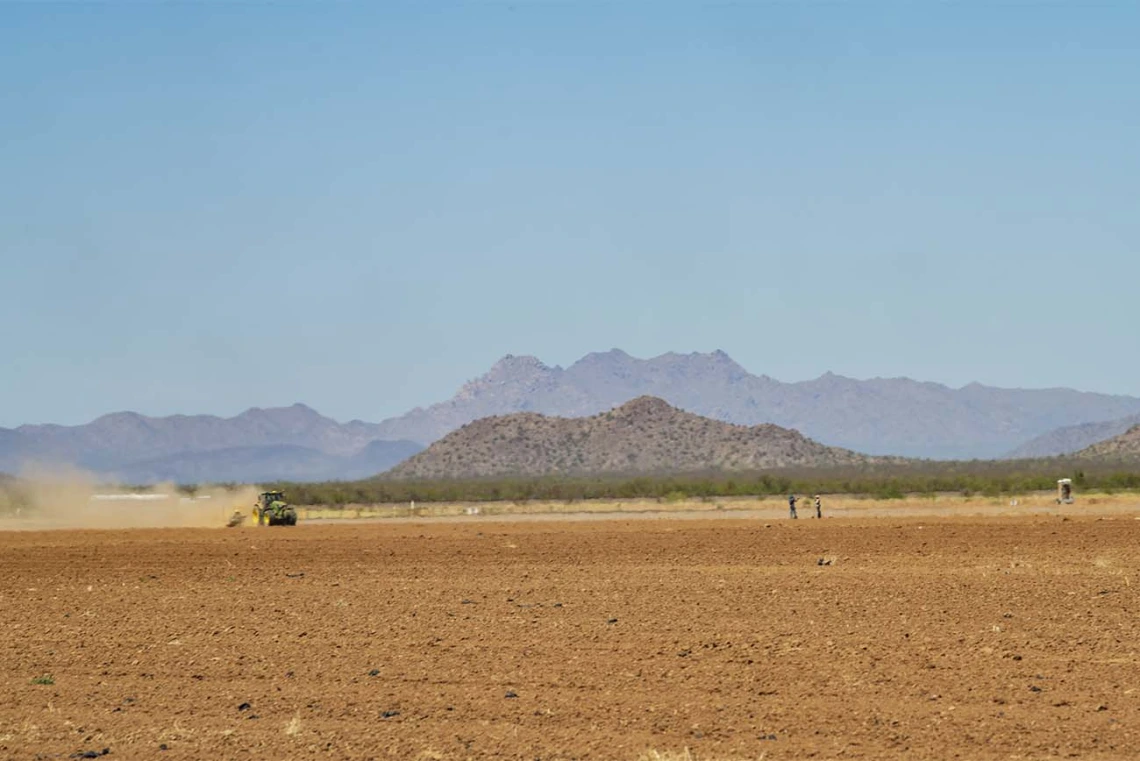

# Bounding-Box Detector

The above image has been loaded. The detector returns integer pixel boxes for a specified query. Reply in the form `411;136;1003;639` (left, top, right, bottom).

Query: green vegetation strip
264;461;1140;506
4;462;1138;513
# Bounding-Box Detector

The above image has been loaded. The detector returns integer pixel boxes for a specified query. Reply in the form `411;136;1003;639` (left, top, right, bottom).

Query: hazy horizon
7;347;1140;429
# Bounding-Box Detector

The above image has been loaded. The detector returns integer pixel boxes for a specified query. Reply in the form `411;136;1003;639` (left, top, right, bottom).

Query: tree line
259;460;1140;506
4;460;1137;512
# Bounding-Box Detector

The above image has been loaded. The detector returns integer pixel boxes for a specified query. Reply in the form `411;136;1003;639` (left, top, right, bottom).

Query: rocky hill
1072;424;1140;461
1006;413;1140;459
385;396;889;479
373;350;1140;459
0;404;422;484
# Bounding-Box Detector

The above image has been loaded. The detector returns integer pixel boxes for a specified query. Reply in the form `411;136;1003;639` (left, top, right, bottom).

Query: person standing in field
788;494;798;519
814;495;822;519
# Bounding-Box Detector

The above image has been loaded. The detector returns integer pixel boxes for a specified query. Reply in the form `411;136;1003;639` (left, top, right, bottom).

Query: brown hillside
1074;424;1140;460
384;396;886;479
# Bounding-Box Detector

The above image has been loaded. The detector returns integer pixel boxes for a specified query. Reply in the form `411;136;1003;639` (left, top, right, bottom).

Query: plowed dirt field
3;515;1140;760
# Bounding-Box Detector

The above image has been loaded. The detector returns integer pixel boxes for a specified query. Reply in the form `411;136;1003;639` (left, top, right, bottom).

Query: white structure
1057;478;1074;504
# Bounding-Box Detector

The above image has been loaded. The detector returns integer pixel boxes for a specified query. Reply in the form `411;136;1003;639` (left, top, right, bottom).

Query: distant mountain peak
661;350;750;378
485;354;552;377
573;348;635;366
493;352;546;366
91;411;150;425
236;403;326;424
448;354;560;407
809;371;857;387
700;349;737;363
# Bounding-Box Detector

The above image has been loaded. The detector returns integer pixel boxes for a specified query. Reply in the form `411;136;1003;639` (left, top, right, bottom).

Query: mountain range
5;348;1140;483
371;350;1140;460
386;396;887;479
0;404;422;484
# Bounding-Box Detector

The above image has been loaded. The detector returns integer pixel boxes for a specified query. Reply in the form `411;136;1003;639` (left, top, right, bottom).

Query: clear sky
2;2;1138;428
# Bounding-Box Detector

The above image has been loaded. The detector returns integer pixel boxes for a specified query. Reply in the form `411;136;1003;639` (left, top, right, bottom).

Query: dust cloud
0;466;261;530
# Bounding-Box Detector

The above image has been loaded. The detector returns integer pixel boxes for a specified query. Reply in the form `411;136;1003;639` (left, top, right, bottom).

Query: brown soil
2;515;1140;759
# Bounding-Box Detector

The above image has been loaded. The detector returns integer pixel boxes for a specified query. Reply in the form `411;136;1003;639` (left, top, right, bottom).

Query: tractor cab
259;491;286;509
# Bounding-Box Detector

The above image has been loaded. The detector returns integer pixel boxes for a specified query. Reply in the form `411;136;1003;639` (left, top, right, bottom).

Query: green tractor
254;490;298;526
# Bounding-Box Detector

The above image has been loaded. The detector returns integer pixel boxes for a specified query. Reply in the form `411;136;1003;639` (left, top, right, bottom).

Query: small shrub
875;483;905;500
30;674;54;685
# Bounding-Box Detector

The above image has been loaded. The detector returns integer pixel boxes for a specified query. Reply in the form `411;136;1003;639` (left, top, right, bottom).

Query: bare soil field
3;513;1140;760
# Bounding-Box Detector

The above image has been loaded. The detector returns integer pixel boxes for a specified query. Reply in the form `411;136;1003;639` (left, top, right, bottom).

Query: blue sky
2;3;1138;427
